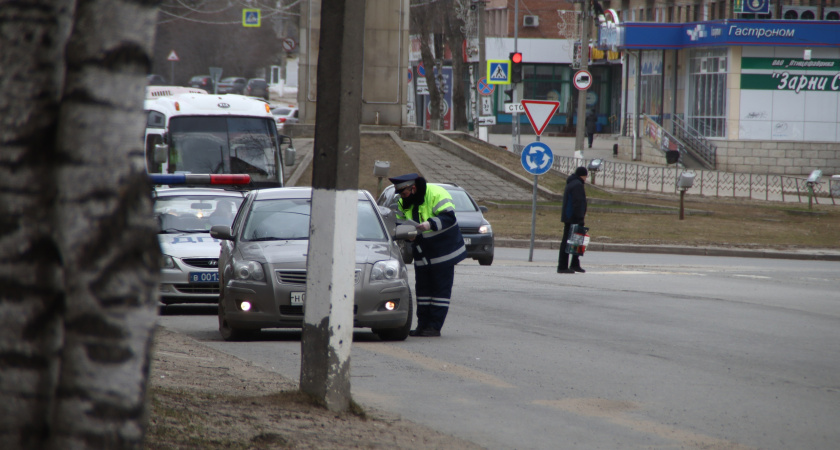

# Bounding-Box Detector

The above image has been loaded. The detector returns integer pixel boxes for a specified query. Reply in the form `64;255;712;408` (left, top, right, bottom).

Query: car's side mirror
154;143;169;164
479;205;489;214
210;225;233;241
284;146;296;166
393;224;418;241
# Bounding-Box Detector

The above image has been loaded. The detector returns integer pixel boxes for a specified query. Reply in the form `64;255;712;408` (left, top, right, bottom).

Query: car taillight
277;117;287;123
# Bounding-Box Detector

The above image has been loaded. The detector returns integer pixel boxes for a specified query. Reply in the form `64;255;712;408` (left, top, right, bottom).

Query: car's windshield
154;194;244;233
167;116;280;182
242;198;387;241
446;189;479;212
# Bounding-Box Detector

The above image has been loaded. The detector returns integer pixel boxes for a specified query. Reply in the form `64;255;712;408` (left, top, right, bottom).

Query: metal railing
671;114;717;169
509;144;837;205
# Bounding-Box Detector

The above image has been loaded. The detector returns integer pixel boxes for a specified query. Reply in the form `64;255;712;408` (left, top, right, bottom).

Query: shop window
687;48;727;138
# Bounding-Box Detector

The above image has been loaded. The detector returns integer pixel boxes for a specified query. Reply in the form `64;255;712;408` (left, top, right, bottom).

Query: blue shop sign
622;20;840;49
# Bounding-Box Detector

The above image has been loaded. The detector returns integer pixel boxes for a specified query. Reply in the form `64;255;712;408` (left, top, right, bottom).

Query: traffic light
510;52;523;83
504;89;514;104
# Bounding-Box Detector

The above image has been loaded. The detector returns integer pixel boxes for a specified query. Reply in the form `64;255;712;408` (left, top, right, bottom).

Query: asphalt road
158;248;840;449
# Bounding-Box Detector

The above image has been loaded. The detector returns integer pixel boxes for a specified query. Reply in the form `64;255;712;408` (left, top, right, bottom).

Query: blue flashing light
150;174;186;184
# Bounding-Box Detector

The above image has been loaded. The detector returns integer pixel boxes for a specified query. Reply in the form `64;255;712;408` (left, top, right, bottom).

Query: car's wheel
478;255;494;266
373;290;413;342
218;300;255;341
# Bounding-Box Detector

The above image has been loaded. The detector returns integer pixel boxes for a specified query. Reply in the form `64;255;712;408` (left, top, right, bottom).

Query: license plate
291;292;305;305
189;272;218;283
463;237;471;245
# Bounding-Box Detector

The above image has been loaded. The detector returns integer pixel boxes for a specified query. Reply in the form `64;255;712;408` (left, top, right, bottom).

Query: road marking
731;274;772;280
356;343;514;389
536;398;756;450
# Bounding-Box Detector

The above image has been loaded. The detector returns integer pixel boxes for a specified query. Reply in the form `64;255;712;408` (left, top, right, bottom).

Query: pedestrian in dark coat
558;167;588;273
585;110;597;148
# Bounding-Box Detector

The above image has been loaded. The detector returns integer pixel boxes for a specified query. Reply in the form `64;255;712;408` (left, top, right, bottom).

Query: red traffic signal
509;52;523;83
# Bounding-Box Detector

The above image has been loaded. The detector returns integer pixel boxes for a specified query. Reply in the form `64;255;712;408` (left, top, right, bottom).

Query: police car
152;174;248;306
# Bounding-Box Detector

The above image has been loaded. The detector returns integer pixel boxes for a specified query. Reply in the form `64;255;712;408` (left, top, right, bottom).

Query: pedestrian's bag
565;224;590;256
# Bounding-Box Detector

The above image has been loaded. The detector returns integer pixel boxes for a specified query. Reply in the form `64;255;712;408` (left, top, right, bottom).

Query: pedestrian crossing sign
487;60;511;85
243;9;261;27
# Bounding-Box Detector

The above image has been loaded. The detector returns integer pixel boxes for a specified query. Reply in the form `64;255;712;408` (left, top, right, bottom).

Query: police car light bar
150;174;251;185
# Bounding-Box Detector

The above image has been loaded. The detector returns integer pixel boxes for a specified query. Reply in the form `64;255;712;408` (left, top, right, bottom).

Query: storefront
484;38;621;135
616;19;840;175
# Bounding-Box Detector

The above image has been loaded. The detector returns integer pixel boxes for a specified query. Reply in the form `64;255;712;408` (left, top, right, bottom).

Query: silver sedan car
211;187;414;341
153;187;247;305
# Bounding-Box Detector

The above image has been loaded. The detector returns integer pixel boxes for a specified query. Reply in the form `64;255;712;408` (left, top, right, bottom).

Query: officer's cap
388;173;420;190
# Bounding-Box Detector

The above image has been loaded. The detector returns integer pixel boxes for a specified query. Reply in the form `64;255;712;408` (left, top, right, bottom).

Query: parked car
271;105;299;131
217;77;247;94
245;78;269;100
147;74;167;85
377;182;494;265
210;187;415;341
153;186;247;306
188;75;214;93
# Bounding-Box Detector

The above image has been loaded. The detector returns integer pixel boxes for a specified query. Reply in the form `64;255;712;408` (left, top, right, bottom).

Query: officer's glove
416;221;431;232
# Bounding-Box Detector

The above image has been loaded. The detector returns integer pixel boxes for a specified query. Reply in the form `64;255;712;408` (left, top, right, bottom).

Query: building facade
609;0;840;176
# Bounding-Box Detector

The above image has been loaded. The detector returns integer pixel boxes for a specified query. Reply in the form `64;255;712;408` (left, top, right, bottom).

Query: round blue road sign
520;142;554;175
477;77;494;96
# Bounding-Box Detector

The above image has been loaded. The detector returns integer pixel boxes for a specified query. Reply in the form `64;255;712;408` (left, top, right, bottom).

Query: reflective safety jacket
397;182;467;269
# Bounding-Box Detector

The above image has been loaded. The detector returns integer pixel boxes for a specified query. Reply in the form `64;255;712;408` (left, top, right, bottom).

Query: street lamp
587;158;603;185
677;172;695;220
806;169;822;210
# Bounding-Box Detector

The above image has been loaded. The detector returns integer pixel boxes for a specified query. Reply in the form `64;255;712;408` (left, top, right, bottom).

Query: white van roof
144;92;273;118
145;86;208;99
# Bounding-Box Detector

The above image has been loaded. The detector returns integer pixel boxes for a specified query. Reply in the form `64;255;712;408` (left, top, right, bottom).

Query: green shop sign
741;73;840;92
741;57;840;92
742;57;839;71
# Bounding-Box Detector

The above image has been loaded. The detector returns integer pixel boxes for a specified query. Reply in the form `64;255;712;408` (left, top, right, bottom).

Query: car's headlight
370;260;400;282
161;255;176;269
234;260;265;282
478;224;492;234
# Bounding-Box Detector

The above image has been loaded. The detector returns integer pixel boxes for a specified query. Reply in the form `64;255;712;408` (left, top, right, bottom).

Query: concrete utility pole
300;0;365;412
574;0;591;157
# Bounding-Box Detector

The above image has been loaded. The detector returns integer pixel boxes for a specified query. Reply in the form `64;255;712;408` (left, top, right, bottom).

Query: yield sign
521;100;560;136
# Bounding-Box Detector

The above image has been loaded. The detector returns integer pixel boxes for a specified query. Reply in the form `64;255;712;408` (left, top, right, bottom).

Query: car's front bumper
159;265;220;305
221;266;411;331
463;233;494;260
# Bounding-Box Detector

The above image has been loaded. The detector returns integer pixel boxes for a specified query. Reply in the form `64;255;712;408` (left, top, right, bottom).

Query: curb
495;238;840;262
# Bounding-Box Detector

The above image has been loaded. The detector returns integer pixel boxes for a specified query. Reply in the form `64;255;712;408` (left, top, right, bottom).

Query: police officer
389;173;466;337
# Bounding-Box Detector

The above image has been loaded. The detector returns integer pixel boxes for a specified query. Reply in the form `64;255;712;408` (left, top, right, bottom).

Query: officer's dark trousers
558;222;581;270
414;264;455;332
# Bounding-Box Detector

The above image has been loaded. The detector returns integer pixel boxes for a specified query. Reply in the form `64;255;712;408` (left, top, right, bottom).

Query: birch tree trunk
0;1;161;448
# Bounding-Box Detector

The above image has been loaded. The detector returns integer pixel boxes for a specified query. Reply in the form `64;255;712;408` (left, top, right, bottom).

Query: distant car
188;75;215;93
377;182;494;265
211;187;414;341
147;74;167;85
217;77;247;94
271;106;299;131
245;78;269;100
153;187;247;305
